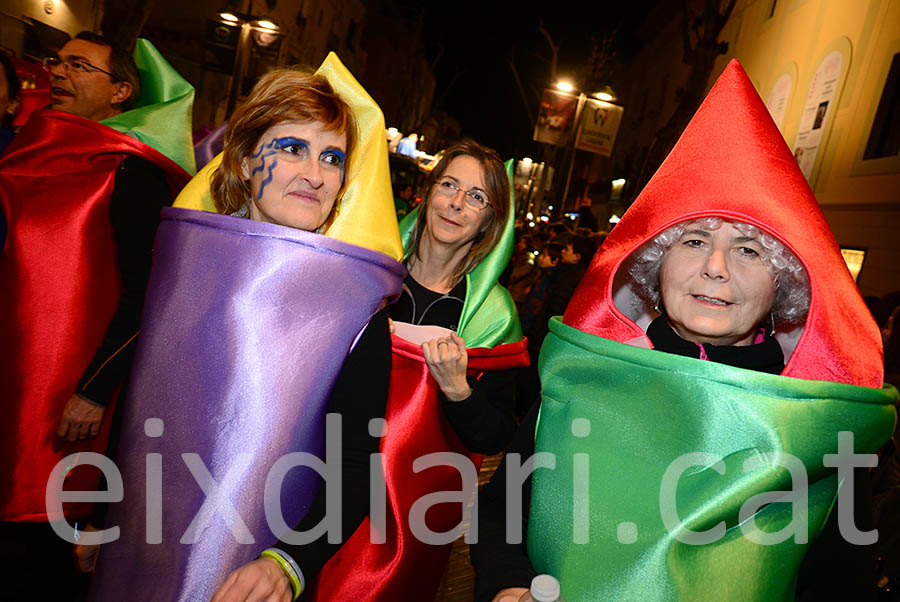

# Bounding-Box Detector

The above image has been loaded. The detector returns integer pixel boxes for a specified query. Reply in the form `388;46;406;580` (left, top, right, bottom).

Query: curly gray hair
628;217;810;325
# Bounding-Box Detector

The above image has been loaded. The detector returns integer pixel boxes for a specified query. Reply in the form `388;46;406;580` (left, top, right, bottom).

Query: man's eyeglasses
434;178;491;210
43;56;114;77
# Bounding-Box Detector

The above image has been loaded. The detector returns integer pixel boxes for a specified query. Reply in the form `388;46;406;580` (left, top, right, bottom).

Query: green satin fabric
528;317;897;602
102;39;196;175
398;159;522;348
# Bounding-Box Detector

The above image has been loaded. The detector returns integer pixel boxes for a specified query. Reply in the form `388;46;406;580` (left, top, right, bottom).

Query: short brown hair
406;139;510;285
211;69;357;219
73;31;140;111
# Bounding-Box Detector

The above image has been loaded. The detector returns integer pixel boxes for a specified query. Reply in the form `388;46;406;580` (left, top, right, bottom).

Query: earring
770;312;776;334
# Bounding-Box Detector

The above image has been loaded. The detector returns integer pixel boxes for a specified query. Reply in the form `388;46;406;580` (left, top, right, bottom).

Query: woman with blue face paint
204;69;386;602
212;71;353;230
85;63;405;602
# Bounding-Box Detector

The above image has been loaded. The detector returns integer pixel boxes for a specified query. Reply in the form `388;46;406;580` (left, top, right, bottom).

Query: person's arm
422;332;517;454
471;402;540;602
441;368;517;454
213;309;392;600
57;155;172;442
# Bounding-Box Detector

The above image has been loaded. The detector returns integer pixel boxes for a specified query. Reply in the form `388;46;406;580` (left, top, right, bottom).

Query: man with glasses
46;32;140;121
0;32;194;598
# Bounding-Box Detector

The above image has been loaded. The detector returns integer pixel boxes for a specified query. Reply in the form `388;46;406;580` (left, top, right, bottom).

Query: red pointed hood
564;59;883;388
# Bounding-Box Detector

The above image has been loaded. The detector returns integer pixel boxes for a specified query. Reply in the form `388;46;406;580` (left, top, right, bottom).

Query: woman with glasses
307;140;530;601
390;140;518;430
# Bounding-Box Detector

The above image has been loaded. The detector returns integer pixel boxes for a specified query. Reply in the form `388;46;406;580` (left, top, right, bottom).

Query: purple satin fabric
193;122;227;170
89;207;404;601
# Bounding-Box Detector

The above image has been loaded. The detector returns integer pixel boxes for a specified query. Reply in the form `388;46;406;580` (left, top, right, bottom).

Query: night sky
410;2;657;158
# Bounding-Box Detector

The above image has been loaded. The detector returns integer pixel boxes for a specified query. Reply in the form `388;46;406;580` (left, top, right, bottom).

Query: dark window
864;52;900;160
346;19;357;51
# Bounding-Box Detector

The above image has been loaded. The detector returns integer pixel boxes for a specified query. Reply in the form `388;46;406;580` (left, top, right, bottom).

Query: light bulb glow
256;19;277;30
219;11;239;22
556;81;575;93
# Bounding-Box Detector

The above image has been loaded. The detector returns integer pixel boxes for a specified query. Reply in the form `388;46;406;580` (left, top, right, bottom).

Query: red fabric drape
0;110;190;521
308;335;529;601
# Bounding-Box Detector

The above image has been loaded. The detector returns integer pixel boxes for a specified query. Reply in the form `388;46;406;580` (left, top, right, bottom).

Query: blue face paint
250;137;303;200
275;137;309;155
249;136;345;201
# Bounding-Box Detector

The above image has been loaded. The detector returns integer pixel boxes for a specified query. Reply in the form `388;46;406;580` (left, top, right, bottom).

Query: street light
593;85;617;102
217;9;282;118
552;80;621;212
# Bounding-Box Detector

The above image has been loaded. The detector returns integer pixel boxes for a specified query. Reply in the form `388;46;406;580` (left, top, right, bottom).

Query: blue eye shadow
274;136;308;150
325;148;345;164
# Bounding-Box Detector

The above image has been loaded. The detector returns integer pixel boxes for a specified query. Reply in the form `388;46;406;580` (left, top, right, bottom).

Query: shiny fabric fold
309;335;530;601
101;39;196;175
528;317;897;602
0;111;191;522
88;207;404;602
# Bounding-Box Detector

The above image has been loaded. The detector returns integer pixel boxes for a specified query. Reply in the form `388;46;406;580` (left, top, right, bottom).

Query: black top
76;155;173;405
470;320;792;601
389;273;517;454
391;274;466;330
646;315;785;374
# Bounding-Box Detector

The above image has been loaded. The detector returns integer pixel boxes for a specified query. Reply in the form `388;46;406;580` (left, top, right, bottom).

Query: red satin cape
0;110;191;522
307;335;529;601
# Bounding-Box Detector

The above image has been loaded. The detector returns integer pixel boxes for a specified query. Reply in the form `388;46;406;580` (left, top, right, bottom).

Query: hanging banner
534;89;578;146
793;45;848;182
575;99;624;156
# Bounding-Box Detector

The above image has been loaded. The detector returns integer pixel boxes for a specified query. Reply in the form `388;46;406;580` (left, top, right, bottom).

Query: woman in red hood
471;60;897;602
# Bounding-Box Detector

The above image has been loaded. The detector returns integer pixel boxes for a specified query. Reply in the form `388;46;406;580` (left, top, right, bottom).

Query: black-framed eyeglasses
434;178;491;210
43;56;114;77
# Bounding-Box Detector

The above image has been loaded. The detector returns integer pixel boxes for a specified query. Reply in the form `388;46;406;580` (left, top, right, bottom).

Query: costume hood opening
608;216;808;361
564;60;884;388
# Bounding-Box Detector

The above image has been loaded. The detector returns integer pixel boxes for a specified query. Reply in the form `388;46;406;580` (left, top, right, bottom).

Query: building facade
613;0;899;296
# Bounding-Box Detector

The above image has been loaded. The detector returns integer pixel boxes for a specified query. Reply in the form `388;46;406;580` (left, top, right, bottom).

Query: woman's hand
491;587;530;601
210;558;292;602
73;523;100;573
422;332;471;401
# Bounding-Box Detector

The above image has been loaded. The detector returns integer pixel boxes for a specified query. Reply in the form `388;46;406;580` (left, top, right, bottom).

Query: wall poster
792;39;852;184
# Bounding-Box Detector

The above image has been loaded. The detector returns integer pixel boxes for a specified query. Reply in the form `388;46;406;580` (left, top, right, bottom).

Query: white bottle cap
530;574;561;602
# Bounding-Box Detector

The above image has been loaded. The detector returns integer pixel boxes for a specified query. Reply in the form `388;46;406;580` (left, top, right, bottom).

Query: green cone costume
527;60;897;601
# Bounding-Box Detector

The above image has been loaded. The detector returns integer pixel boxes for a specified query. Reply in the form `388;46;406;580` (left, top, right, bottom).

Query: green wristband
260;549;302;600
